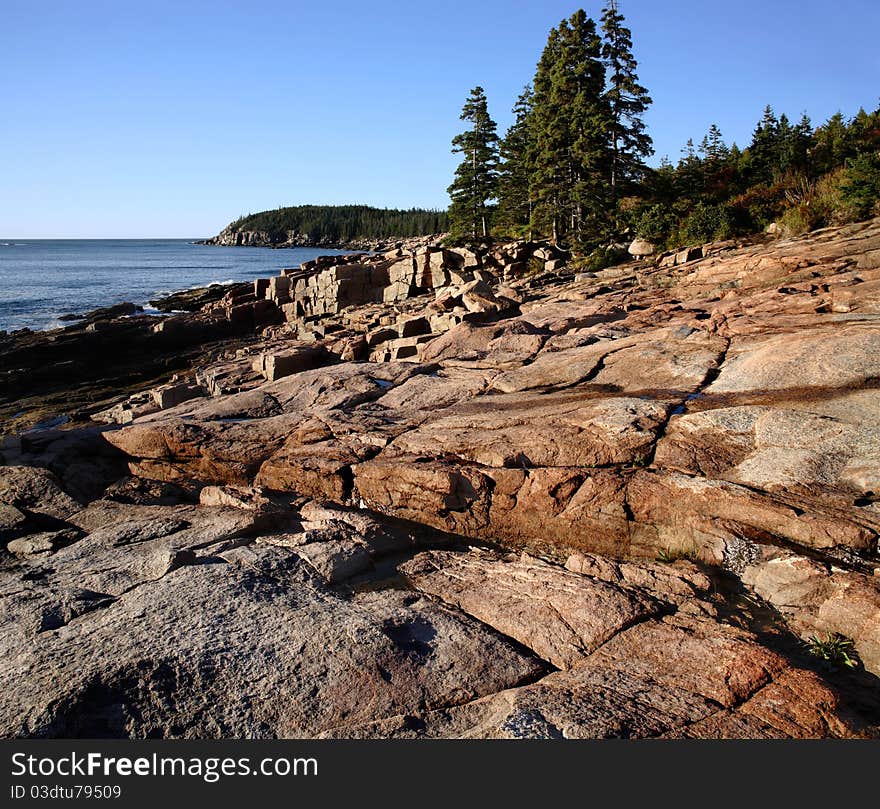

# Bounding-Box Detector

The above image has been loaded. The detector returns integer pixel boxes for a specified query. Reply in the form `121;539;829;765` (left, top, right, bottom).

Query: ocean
0;239;351;333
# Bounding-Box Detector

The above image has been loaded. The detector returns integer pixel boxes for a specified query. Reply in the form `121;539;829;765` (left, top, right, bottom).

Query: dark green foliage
529;9;611;249
633;98;880;248
812;112;853;176
677;202;732;244
450;5;879;259
747;105;782;185
228;205;448;244
801;633;859;670
581;244;630;272
840;152;880;219
447;86;500;239
497;86;534;236
675;138;704;200
601;0;653;198
633;203;675;242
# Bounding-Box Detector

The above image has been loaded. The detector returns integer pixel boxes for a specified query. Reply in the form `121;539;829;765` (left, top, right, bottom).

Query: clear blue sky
2;0;878;237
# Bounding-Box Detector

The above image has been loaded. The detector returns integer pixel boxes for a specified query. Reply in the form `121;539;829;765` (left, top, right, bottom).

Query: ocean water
0;239;351;333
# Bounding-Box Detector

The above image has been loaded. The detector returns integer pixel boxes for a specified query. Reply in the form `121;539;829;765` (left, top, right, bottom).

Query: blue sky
2;0;878;237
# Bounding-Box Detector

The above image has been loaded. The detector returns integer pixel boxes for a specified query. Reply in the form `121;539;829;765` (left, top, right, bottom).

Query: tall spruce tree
497;86;534;237
748;105;781;184
447;86;500;239
529;10;610;247
700;124;729;163
600;1;653;198
812;111;852;175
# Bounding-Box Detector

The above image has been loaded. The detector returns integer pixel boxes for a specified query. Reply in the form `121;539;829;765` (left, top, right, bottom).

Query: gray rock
0;504;28;541
294;538;372;583
0;545;545;738
7;528;82;556
628;238;656;257
0;466;81;521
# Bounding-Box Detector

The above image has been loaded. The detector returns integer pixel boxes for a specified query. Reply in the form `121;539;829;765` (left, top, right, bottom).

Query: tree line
229;205;449;244
446;2;880;261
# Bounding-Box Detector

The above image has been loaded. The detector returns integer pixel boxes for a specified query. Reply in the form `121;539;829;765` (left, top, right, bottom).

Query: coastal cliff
2;218;880;738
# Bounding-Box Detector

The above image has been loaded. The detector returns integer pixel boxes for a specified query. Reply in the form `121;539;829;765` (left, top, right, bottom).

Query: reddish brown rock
256;439;373;501
401;550;663;669
742;550;880;676
627;470;876;557
387;391;669;468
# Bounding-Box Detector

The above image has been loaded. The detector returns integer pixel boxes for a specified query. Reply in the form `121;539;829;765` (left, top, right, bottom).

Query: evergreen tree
812;111;853;175
748;105;781;184
497;86;534;236
649;155;677;204
447;86;500;239
676;138;703;199
529;10;610;246
850;102;880;154
697;124;733;201
600;1;653;198
774;112;813;175
224;205;449;244
700;124;729;163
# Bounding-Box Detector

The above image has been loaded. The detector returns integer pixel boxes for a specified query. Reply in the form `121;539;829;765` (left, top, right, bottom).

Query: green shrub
526;256;546;276
727;182;788;231
778;205;815;237
656;546;699;564
634;204;676;243
580;245;630;272
776;168;853;236
677;203;733;245
800;633;859;669
839;152;880;220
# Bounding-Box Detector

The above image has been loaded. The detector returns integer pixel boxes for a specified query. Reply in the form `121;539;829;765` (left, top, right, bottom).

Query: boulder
0;504;28;541
628;238;656;258
0;466;81;521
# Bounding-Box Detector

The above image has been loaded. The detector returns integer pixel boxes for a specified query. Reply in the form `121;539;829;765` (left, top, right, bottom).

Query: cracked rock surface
3;220;880;737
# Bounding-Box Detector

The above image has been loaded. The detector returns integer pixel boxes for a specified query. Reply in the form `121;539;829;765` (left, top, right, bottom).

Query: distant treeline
229;205;448;243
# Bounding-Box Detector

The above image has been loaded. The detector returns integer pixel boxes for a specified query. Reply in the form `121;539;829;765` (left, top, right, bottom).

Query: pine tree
748;105;781;184
676;138;703;199
850;102;880;155
812;111;853;175
700;124;729;163
600;1;653;198
447;86;500;239
497;86;534;237
775;112;813;174
529;10;610;247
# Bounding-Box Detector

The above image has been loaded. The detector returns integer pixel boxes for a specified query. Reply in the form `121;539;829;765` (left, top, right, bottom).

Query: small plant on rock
800;633;859;669
656;546;698;564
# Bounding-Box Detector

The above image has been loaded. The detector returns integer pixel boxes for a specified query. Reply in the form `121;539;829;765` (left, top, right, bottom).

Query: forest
228;205;449;244
446;2;880;264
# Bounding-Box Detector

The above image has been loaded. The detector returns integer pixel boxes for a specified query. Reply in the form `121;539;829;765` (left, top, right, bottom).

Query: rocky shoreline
197;225;444;253
2;219;880;738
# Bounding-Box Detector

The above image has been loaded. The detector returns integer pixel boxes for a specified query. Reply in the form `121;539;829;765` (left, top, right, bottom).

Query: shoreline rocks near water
2;218;880;738
197;226;446;253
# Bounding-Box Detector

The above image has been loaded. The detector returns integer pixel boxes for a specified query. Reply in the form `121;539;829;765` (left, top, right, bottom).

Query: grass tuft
800;633;860;669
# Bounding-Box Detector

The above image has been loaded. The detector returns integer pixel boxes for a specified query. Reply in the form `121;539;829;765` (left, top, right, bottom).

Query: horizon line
1;236;209;241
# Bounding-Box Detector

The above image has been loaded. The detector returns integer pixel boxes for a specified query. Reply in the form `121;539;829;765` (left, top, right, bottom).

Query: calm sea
0;239;351;333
